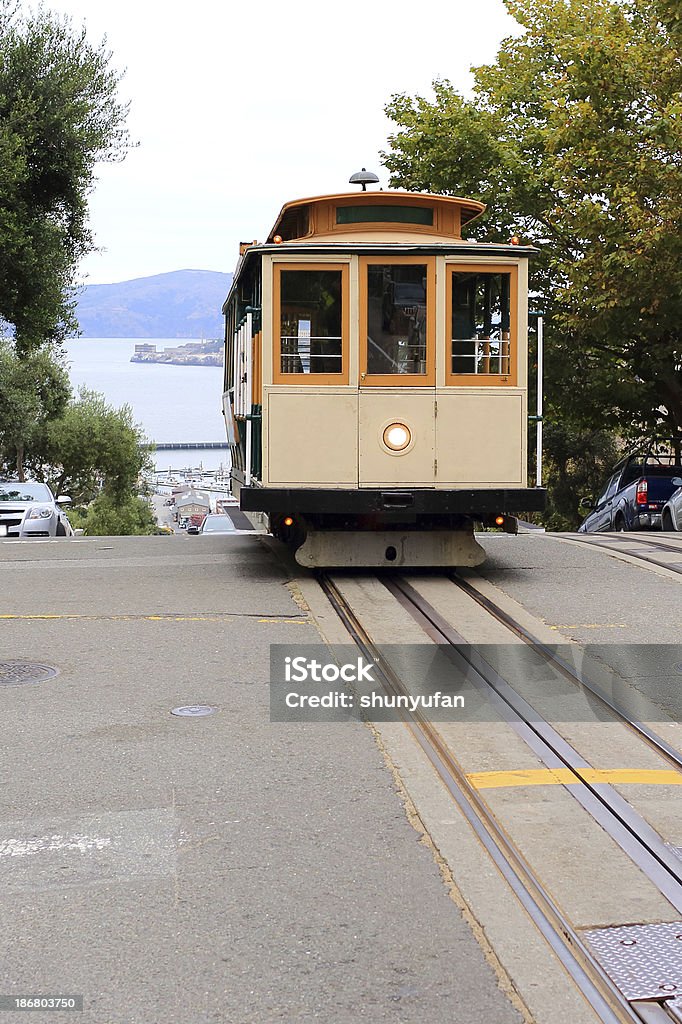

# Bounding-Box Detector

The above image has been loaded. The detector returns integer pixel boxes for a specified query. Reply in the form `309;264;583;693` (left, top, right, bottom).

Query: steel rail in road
387;576;682;914
564;534;682;575
448;573;682;775
317;572;650;1024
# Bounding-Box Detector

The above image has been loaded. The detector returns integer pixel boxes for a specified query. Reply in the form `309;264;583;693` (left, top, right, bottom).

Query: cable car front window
451;271;511;375
280;269;343;374
367;264;428;375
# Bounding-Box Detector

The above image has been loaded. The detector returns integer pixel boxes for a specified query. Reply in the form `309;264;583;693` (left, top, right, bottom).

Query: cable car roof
267;190;486;243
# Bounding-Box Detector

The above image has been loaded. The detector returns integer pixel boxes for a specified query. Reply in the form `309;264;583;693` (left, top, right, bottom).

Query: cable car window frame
445;263;518;388
359;256;436;387
272;262;350;385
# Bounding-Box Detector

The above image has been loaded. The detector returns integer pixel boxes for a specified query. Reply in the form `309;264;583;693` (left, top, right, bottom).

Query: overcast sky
45;0;521;284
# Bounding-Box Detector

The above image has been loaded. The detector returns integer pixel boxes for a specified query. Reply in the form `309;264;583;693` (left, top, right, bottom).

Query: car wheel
613;515;626;532
56;521;67;536
662;510;674;532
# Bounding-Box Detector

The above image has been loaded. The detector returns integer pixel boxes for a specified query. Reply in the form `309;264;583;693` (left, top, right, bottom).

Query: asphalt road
0;535;521;1024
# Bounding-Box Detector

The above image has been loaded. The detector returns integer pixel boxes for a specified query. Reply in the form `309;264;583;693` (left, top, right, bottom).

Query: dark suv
578;453;682;532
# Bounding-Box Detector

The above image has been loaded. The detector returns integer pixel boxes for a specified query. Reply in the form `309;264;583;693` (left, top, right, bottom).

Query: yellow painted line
260;617;307;623
467;768;682;789
0;613;307;623
0;613;232;621
549;623;627;630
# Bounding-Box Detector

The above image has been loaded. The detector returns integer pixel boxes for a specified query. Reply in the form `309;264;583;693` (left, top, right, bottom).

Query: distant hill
74;269;233;338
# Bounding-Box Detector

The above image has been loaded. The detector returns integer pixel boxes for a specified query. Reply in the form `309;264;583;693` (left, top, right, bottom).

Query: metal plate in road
583;922;682;1018
0;661;59;686
170;705;217;717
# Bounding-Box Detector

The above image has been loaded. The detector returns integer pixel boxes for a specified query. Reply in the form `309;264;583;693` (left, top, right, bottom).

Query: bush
69;494;157;536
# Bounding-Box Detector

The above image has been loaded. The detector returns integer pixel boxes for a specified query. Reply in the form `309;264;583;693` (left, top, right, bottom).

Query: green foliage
541;423;622;530
0;363;156;533
37;387;153;506
0;0;132;352
382;0;682;515
68;493;157;536
0;338;70;478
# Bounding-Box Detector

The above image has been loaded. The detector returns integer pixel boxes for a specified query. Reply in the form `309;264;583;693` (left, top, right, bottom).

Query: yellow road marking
0;613;308;623
467;768;682;789
257;618;309;624
0;613;234;621
550;623;628;630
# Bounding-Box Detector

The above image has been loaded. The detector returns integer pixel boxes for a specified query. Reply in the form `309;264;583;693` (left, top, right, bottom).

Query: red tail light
636;479;648;505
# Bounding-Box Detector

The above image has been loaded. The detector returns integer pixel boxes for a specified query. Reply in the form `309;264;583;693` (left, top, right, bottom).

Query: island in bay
131;339;223;366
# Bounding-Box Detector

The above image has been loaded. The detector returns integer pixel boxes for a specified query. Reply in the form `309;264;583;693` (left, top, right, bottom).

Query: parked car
0;481;74;538
578;453;682;533
661;478;682;531
188;513;236;536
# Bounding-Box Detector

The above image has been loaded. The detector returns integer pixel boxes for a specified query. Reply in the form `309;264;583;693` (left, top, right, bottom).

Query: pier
149;442;230;450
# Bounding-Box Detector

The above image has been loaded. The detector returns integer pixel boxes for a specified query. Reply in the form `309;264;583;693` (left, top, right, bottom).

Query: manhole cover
0;661;59;686
170;705;216;717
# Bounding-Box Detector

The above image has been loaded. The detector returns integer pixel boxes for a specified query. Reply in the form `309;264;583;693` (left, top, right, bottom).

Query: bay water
63;338;229;472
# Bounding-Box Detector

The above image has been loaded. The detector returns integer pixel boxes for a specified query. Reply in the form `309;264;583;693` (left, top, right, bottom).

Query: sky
44;0;522;285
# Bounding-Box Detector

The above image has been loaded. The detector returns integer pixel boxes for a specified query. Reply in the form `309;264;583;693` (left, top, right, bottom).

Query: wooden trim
445;264;518;388
272;263;350;386
359;256;436;387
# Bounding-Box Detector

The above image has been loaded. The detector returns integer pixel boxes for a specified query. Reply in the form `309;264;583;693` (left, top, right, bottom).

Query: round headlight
383;423;411;451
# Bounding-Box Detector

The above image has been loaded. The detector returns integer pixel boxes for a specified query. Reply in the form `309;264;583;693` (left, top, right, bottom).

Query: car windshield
0;482;52;502
201;515;235;532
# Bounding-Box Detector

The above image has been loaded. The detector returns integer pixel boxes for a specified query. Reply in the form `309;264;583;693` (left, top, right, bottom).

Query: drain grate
0;661;59;686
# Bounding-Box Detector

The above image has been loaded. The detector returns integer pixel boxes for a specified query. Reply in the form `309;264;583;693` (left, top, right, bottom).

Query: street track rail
565;534;682;575
317;572;676;1024
448;573;682;775
386;576;682;911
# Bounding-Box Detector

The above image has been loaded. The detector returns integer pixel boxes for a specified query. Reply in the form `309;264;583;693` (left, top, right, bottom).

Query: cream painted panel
436;390;524;486
267;389;358;486
359;390;435;487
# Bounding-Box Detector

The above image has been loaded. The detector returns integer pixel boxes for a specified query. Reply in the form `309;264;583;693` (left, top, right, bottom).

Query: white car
661;477;682;531
0;481;74;538
188;513;237;535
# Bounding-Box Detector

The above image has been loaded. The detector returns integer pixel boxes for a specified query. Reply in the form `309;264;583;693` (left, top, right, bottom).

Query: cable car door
357;258;436;488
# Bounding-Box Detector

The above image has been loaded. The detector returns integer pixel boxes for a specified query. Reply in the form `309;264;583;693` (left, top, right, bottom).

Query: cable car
221;178;545;566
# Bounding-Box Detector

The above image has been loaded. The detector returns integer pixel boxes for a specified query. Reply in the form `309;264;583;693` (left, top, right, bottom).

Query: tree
382;0;682;455
67;493;158;536
541;423;621;529
36;388;153;506
0;339;70;479
0;1;132;352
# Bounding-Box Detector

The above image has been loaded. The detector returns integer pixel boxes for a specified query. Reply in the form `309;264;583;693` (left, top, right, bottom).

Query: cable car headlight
383;423;411;452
